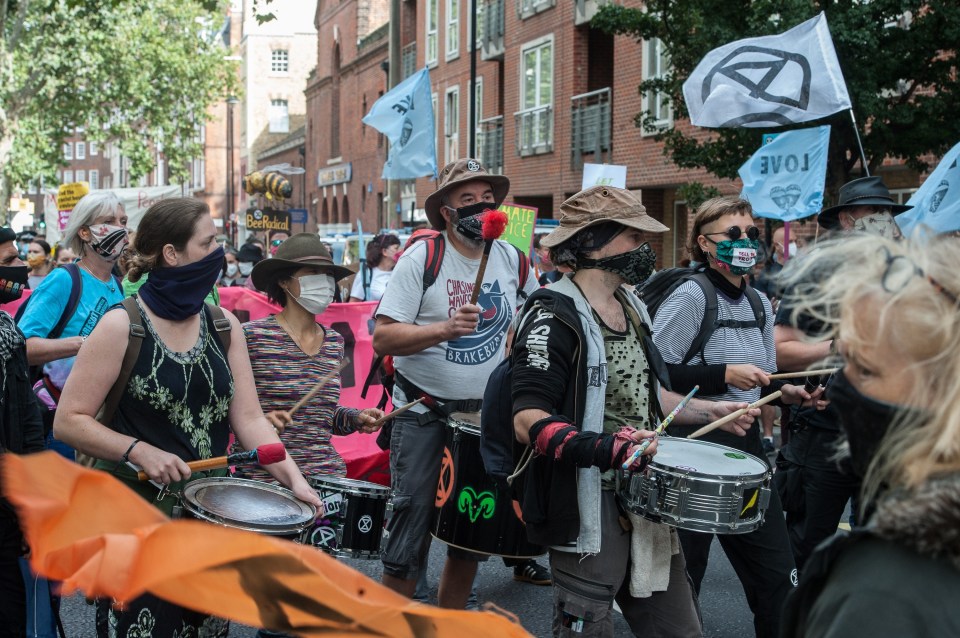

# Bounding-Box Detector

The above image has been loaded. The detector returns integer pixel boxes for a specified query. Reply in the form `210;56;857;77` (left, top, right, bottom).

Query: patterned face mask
712;238;759;276
576;242;657;286
853;211;902;239
86;224;129;261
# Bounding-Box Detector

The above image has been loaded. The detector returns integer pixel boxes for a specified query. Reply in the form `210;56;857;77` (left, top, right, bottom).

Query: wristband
121;438;141;464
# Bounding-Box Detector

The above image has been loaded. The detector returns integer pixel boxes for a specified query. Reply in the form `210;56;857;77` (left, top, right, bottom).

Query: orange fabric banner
3;452;531;637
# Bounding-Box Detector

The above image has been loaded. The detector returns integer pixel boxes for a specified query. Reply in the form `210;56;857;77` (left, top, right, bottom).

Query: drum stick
137;443;286;481
767;367;839;381
369;397;425;428
622;385;699;471
687;391;782;440
288;359;350;417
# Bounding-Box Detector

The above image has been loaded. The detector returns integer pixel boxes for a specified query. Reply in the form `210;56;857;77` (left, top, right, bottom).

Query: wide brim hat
424;159;510;230
250;232;352;291
541;186;669;248
818;176;912;229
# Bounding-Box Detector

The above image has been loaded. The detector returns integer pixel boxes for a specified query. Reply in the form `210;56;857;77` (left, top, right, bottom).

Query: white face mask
292;273;336;315
225;263;239;277
238;262;254;276
774;241;798;265
853;211;901;239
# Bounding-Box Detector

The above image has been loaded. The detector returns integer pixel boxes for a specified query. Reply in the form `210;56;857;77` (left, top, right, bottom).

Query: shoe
513;559;552;585
762;437;776;454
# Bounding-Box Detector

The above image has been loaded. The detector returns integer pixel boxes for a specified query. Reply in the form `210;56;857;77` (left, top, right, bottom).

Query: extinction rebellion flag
897;140;960;236
683;12;851;128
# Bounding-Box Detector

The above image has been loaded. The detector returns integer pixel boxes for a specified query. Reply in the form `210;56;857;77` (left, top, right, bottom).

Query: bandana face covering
138;247;225;321
86;224;129;261
291;273;336;315
853;211;901;239
0;265;29;304
712;238;759;276
453;201;497;241
577;242;657;286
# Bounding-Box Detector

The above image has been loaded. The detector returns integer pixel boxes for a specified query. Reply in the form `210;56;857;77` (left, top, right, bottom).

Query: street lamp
226;96;239;246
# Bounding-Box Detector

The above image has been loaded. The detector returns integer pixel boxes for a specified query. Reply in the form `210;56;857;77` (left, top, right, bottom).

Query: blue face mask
138;247;225;320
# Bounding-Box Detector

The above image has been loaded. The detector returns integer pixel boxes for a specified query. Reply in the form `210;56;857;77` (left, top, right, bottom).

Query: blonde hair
688;196;753;263
781;234;960;506
60;191;124;255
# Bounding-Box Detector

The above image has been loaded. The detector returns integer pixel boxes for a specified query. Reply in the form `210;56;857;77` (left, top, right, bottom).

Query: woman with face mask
348;233;401;302
53;199;323;638
239;233;385;485
219;249;242;287
778;233;960;637
26;239;54;289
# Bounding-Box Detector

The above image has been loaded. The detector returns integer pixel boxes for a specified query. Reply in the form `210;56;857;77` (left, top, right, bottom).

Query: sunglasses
704;226;761;242
271;239;284;247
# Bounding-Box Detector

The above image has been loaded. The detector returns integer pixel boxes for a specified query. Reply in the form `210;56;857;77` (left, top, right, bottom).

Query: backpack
637;266;766;365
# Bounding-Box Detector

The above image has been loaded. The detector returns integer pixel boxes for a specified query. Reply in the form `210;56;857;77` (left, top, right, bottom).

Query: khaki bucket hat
251;233;353;291
424;159;510;230
540;186;669;248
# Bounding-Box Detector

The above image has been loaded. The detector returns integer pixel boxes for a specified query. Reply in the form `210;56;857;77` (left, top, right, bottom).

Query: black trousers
774;426;860;572
0;509;26;638
678;488;796;638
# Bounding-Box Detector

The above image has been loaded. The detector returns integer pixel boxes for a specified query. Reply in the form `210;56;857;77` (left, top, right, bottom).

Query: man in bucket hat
512;186;759;637
373;159;539;607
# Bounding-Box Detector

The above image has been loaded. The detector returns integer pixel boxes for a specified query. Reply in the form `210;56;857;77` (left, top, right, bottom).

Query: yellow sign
499;202;538;255
245;208;291;232
57;182;90;211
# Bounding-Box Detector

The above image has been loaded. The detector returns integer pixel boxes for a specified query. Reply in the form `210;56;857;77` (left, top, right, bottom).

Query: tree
592;0;960;195
0;0;239;221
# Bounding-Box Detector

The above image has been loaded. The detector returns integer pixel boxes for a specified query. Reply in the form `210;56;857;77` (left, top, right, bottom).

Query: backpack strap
513;245;531;301
100;296;146;426
205;304;233;356
682;273;719;365
420;233;446;292
361;262;372;300
16;263;83;339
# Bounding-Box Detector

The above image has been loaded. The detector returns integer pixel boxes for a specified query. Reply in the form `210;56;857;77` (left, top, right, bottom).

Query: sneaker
762;437;776;454
513;559;551;585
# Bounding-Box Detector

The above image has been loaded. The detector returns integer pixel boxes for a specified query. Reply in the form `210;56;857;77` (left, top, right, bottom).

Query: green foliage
593;0;960;191
676;182;722;212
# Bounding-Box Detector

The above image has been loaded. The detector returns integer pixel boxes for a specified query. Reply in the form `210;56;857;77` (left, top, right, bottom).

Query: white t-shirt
350;266;393;301
376;233;538;404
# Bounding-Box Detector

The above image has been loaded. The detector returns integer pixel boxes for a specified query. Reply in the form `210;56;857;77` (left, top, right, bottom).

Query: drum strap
394;371;483;423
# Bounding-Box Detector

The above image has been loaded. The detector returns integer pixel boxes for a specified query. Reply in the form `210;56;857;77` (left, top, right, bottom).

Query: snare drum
308;476;389;559
617;437;772;534
431;412;545;558
181;477;316;542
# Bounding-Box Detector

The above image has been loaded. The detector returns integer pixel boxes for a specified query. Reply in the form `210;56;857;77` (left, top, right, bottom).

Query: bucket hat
818;176;912;229
251;233;352;291
424;159;510;230
540;186;669;248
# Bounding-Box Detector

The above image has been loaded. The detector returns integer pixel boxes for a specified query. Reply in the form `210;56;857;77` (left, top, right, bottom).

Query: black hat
0;228;16;244
237;243;264;264
818;176;913;230
250;233;352;291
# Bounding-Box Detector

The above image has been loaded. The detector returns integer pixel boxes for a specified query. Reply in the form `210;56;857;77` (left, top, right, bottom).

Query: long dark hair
365;233;401;269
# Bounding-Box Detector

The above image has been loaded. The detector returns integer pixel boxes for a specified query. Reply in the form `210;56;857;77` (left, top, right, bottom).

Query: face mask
291;273;335;315
826;369;911;477
452;202;497;241
137;247;225;321
712;238;759;276
0;265;29;304
27;254;47;269
238;262;254;276
774;242;798;265
225;263;239;277
577;242;657;286
87;223;129;261
853;211;900;239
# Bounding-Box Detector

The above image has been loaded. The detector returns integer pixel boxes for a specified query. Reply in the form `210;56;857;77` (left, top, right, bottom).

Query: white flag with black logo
683;13;851;128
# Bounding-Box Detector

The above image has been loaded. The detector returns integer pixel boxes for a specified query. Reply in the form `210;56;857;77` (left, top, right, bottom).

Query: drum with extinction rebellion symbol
431;412;544;558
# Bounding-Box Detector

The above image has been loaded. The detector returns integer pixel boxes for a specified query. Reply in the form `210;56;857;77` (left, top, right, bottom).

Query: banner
56;182;89;230
582;163;627;190
683;12;851;128
898;141;960;236
43;185;186;240
499;202;538;255
738;125;831;221
245;208;291;233
362;67;438;180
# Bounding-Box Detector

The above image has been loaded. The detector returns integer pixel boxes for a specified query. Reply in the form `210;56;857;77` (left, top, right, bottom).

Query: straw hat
424;159;510;230
540;186;669;248
250;233;352;290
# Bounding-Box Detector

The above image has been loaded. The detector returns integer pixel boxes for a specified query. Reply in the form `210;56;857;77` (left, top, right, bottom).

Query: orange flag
3;452;532;637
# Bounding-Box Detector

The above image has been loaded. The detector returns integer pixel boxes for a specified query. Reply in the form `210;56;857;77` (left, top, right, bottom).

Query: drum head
182;477;316;534
308;475;390;497
652;437;767;478
448;411;480;435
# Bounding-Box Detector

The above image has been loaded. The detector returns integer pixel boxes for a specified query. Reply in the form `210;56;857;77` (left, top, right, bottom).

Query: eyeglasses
271;239;284;247
881;249;959;305
703;226;760;242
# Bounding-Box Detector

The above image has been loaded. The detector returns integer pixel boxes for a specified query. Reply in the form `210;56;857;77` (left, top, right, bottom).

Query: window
643;38;672;132
432;91;439;159
63;170;74;184
473;77;483;156
89;170;99;190
64;143;73;160
518;0;554;20
473;1;485;52
76;142;86;160
75;169;86;183
444;86;459;164
426;0;438;66
269;99;289;133
89;141;98;156
446;0;459;60
516;36;553;154
271;50;289;73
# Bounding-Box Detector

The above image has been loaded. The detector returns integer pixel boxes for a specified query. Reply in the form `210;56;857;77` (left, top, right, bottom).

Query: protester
26;239;53;289
219;248;242;287
53;244;76;266
268;230;290;257
0;228;45;638
15;231;35;261
53;197;321;638
373;158;540;608
532;233;561;285
779;233;960;636
349;233;400;302
511;186;763;637
239;232;385;482
239;242;265;290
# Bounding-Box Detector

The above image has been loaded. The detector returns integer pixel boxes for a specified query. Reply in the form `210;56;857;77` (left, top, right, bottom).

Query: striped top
652;280;776;404
237;315;359;481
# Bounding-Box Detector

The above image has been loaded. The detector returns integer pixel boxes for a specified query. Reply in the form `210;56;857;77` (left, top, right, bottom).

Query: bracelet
121;438;141;464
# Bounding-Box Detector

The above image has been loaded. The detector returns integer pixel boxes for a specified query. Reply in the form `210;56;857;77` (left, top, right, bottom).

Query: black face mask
0;265;28;304
826;368;910;477
577;242;657;286
453;202;497;241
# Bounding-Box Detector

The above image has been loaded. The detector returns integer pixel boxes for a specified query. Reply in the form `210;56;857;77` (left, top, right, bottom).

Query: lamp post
226;96;239;246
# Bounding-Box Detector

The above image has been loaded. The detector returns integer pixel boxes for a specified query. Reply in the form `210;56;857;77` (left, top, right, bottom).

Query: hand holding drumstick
268;360;350;435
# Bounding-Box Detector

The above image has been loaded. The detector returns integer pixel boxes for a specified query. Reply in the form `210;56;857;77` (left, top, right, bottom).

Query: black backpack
637;266;766;365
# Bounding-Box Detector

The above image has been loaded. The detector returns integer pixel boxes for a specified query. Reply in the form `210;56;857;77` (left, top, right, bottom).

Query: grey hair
61;191;125;254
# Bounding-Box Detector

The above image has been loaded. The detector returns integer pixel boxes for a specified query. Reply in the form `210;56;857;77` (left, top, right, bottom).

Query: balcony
570;88;611;169
515;105;553;156
517;0;554;20
478;116;504;174
402;42;417;80
482;0;505;60
574;0;611;25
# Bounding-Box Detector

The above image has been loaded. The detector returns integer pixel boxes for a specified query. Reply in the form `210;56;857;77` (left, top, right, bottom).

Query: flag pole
848;108;870;176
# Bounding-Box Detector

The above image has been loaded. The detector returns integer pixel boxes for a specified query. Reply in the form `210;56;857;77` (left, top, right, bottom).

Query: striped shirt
237;316;358;481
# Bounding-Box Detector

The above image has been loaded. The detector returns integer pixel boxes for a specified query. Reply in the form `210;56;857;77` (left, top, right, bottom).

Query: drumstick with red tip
137;443;286;481
469;209;509;305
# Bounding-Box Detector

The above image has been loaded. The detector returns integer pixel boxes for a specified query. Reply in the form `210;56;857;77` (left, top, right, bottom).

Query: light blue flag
362;67;438;180
738;125;831;222
897;141;960;236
